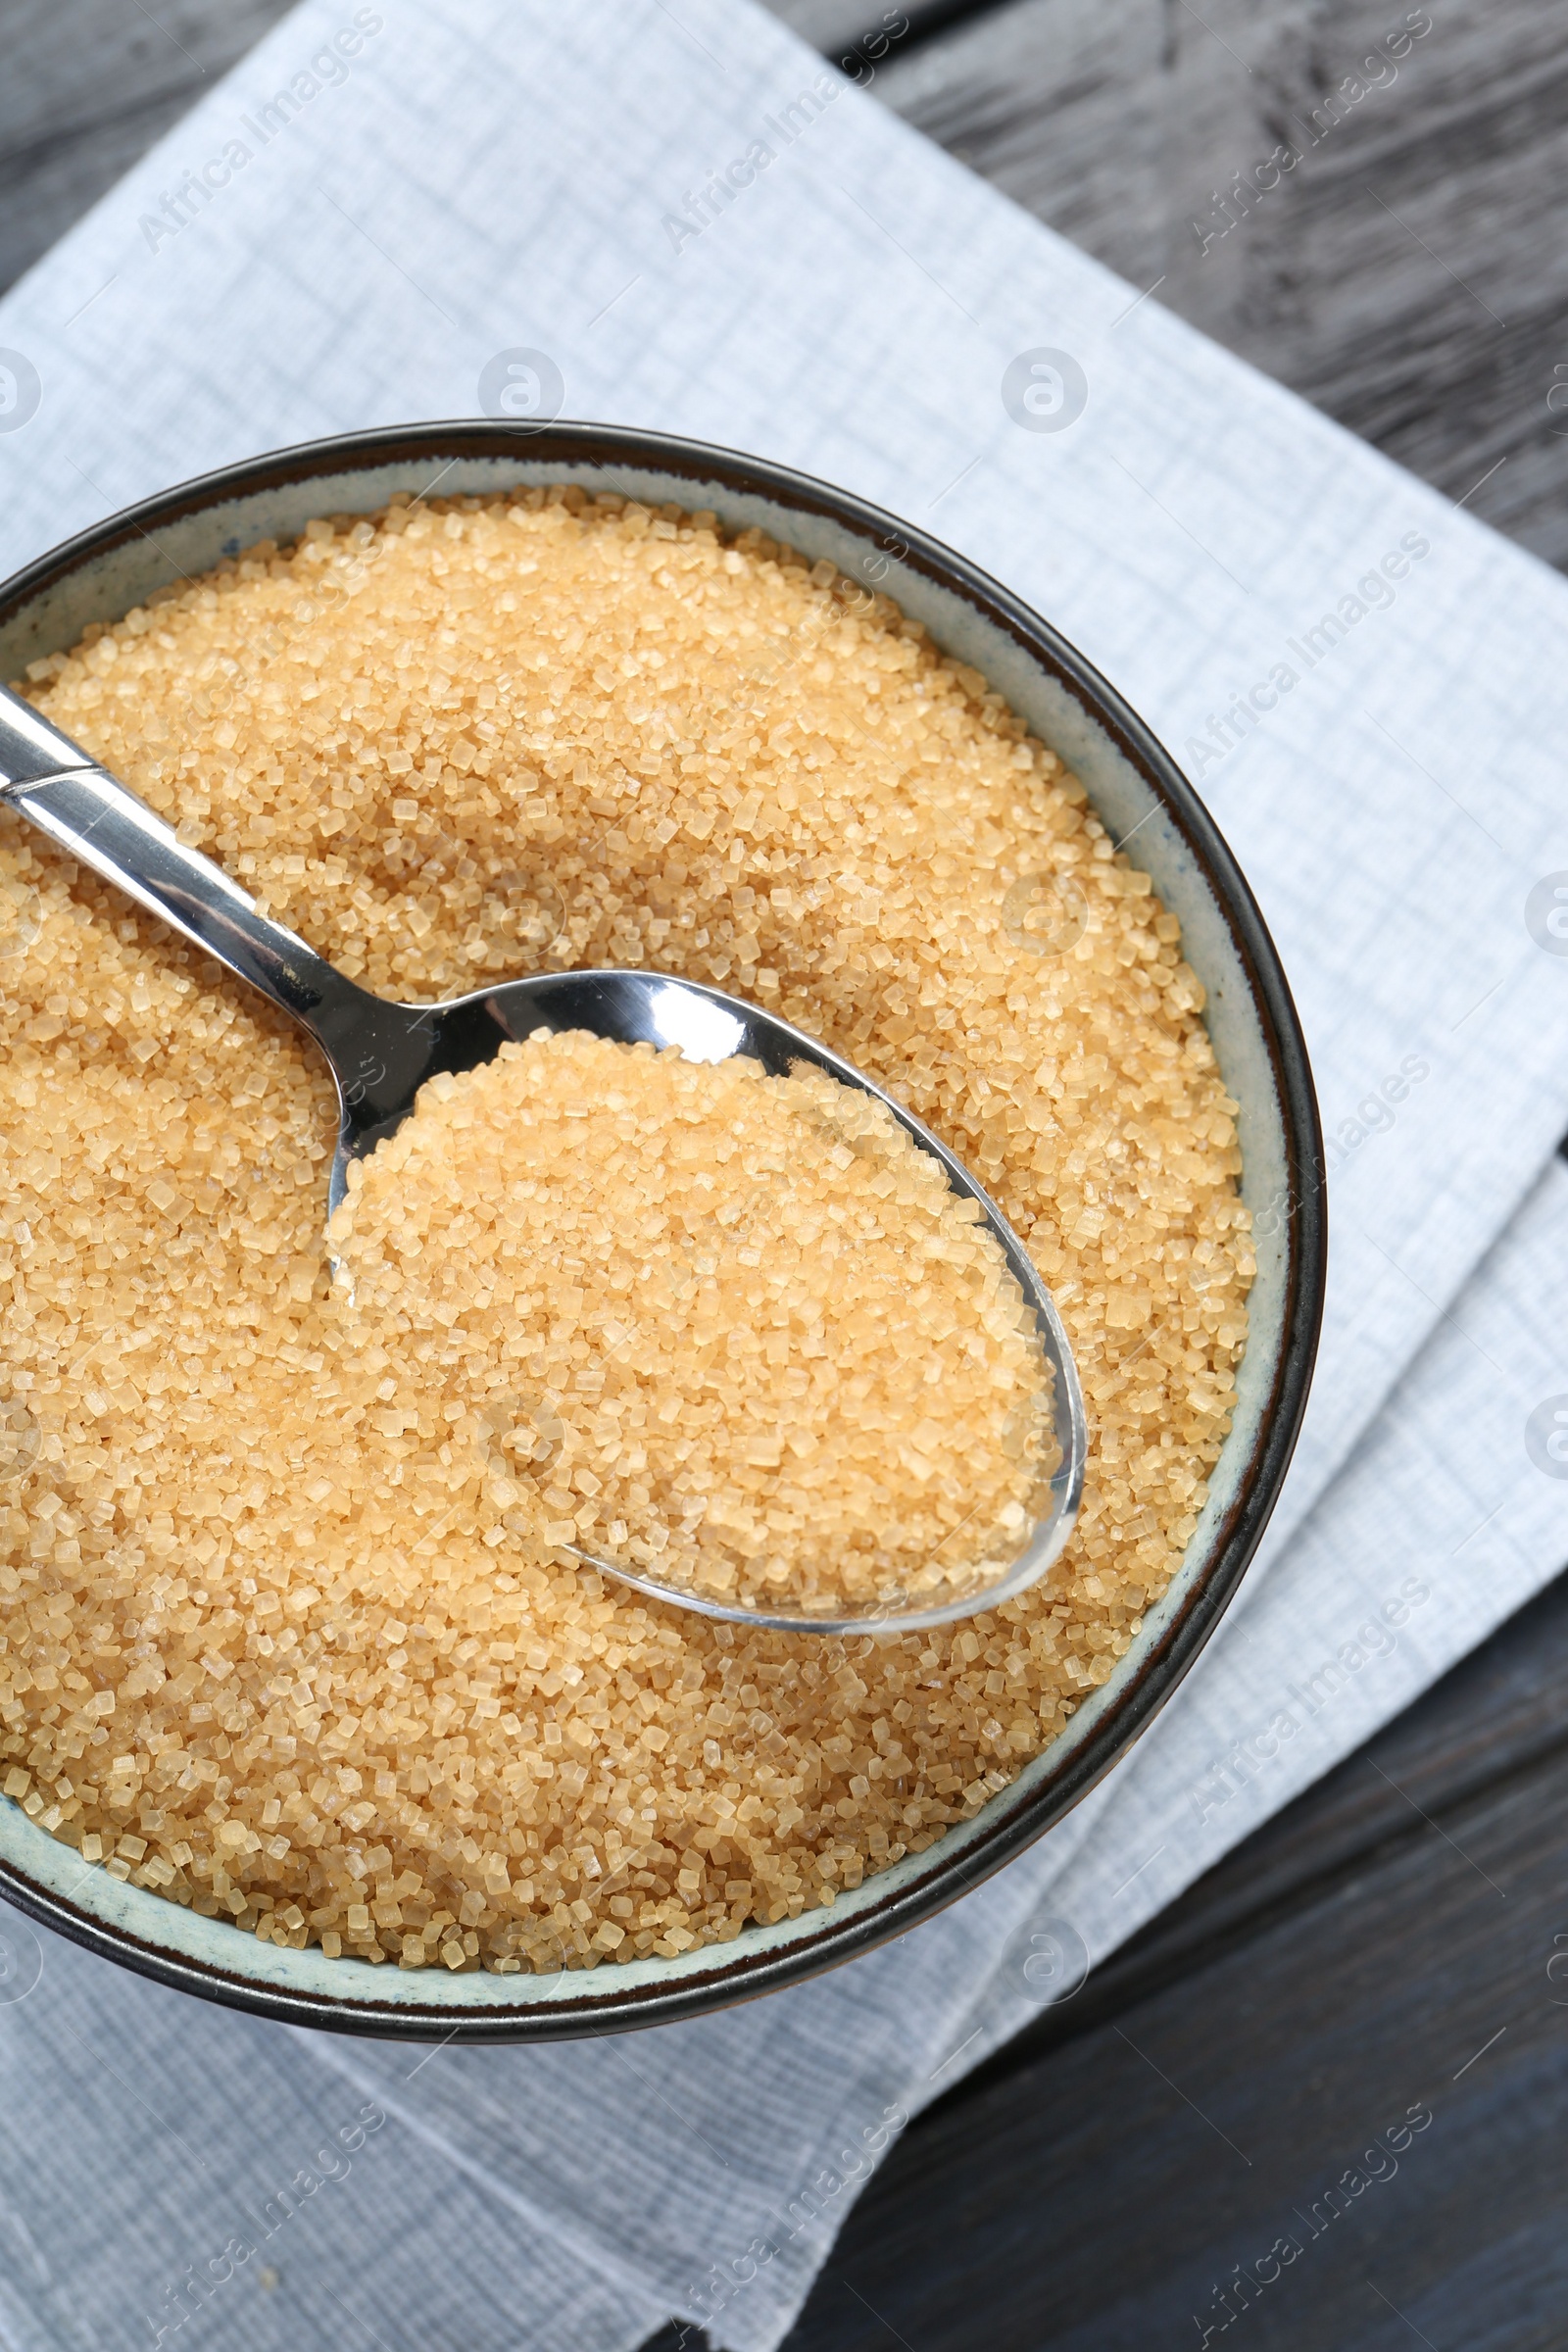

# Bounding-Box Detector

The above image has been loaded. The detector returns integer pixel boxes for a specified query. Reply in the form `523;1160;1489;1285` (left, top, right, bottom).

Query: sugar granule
0;486;1251;1972
327;1031;1056;1620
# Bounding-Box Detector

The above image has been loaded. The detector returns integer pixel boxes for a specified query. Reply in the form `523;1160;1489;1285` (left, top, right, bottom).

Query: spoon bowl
0;680;1085;1634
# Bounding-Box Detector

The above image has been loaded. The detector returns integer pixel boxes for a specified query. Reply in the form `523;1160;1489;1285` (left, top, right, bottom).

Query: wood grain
0;0;293;297
769;0;1013;60
638;1568;1568;2350
871;0;1568;568
777;1565;1568;2348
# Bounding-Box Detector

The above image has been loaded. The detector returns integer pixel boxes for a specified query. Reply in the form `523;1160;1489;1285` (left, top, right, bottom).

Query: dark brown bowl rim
0;418;1326;2039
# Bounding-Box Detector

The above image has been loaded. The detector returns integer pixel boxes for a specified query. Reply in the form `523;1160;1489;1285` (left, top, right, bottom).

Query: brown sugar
326;1032;1055;1622
0;487;1251;1973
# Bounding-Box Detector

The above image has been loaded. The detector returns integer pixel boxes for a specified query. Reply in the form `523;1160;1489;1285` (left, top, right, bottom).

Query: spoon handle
0;682;372;1048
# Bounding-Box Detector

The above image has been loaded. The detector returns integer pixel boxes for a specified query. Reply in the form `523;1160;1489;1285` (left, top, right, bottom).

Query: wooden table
11;5;1568;2344
775;1570;1568;2350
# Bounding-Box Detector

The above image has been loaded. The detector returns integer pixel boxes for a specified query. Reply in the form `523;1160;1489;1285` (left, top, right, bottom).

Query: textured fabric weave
1;4;1567;2346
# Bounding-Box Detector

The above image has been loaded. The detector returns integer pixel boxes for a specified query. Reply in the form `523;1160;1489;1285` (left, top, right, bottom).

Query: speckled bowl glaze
0;422;1325;2039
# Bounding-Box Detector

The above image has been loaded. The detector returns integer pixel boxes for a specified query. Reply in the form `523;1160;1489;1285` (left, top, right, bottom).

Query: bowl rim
0;417;1326;2039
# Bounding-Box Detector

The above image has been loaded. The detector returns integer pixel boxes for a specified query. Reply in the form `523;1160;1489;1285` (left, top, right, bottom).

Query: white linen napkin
3;3;1568;2347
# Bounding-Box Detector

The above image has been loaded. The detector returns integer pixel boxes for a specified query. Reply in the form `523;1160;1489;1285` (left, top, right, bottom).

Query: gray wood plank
766;1;1011;60
873;0;1568;567
766;0;885;45
770;1566;1568;2350
954;1560;1568;2110
0;0;293;296
634;1569;1568;2352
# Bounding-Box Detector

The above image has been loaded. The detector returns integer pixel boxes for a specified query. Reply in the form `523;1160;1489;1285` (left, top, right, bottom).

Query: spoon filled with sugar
0;682;1085;1634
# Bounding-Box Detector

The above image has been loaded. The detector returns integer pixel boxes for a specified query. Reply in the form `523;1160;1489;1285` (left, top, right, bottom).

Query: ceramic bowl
0;421;1325;2038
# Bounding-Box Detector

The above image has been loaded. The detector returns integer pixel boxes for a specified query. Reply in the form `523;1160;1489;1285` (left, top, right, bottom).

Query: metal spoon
0;683;1085;1634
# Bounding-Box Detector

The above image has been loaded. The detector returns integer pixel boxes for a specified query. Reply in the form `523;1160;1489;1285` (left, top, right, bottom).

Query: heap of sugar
326;1031;1055;1621
0;488;1251;1973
